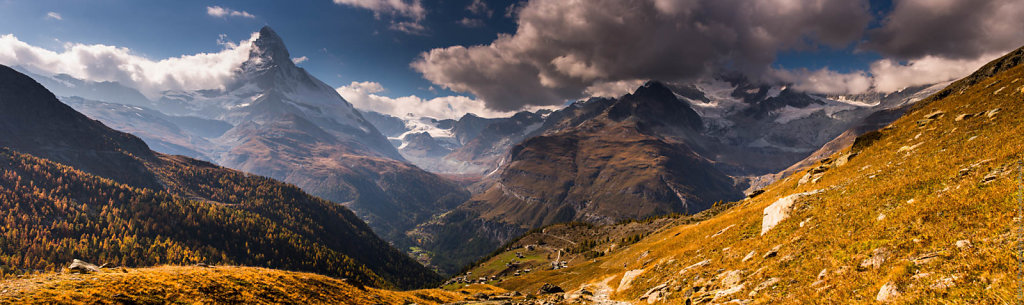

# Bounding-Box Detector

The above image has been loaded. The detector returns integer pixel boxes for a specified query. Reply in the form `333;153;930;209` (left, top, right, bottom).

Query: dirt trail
586;275;632;305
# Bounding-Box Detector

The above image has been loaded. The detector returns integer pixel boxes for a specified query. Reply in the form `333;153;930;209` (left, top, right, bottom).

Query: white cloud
771;68;873;95
771;51;1004;94
45;12;62;20
291;56;309;64
389;21;427;35
584;79;646;98
0;32;258;97
206;6;256;19
466;0;492;17
333;0;426;34
457;17;484;28
336;81;542;119
868;53;1002;92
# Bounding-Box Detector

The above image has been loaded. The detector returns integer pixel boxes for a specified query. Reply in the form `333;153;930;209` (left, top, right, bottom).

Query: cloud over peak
0;32;259;97
412;0;873;111
336;81;541;119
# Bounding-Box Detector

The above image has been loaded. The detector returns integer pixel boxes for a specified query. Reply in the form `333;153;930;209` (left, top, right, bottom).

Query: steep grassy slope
0;266;504;304
492;46;1024;303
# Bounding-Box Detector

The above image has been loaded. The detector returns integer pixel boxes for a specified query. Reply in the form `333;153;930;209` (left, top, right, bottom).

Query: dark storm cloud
412;0;872;111
863;0;1024;60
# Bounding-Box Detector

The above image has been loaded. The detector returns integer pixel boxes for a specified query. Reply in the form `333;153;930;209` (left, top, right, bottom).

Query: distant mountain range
381;76;944;274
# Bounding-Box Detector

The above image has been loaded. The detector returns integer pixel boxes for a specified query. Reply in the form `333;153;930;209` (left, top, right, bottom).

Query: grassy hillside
0;148;439;289
491;47;1024;303
0;266;503;304
0;64;442;289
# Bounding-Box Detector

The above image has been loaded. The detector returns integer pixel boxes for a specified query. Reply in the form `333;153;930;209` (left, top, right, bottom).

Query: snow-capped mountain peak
242;26;292;72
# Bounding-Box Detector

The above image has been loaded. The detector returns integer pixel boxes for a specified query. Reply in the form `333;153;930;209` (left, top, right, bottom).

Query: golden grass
0;265;503;304
495;54;1024;304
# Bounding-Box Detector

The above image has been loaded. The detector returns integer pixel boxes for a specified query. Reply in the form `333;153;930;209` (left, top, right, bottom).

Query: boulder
876;282;901;302
955;239;973;249
923;110;945;120
640;283;669;304
763;245;781;259
714;284;744;299
679;260;710;274
67;259;99;274
538;283;564;294
749;278;779;297
619;269;645;291
833;152;858;167
859;248;887;270
761;190;819;235
741;251;756;262
718;270;744;287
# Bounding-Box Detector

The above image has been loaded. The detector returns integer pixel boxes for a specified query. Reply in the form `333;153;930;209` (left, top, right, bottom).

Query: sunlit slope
497;47;1024;303
0;266;502;305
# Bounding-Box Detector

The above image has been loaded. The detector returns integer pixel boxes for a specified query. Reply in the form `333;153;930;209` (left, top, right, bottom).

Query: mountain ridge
0;63;441;289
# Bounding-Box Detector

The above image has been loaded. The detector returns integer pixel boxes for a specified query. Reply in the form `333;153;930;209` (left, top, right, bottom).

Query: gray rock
718;270;744;287
859;249;887;270
749;278;779;297
876;282;901;302
923;110;945;120
538;283;564;294
67;259;99;274
763;245;781;259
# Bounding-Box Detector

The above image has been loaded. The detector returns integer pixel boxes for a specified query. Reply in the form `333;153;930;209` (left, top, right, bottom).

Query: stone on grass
67;259;100;274
876;282;901;302
538;283;564;294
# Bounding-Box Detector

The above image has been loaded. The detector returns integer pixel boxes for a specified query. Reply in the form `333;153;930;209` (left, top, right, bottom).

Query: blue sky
0;0;519;98
1;0;1020;118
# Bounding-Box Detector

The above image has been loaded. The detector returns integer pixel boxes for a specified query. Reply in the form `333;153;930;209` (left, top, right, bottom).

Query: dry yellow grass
495;49;1024;304
0;265;504;304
